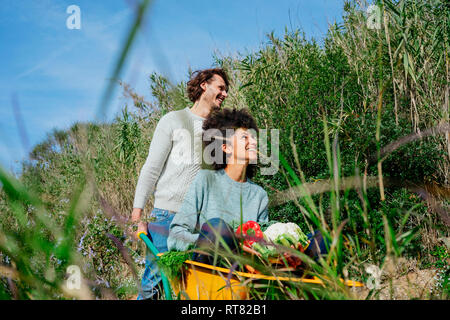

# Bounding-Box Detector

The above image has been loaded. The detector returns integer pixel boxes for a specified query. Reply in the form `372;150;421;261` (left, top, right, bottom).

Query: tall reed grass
0;0;448;300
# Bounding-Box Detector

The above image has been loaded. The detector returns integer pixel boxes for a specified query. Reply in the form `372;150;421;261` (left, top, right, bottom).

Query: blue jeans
192;218;239;265
305;230;329;260
137;208;175;300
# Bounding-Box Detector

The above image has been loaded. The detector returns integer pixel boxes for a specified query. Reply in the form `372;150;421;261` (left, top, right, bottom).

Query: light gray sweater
167;169;269;251
133;107;205;212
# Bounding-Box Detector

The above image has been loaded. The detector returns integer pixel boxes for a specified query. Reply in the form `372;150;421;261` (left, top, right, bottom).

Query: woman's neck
224;164;248;182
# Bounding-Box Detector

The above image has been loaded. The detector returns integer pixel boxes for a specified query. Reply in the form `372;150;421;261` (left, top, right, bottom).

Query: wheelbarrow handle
138;232;173;300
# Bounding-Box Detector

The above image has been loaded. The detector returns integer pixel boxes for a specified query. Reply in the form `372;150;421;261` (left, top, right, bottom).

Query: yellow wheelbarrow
167;258;365;300
139;232;364;300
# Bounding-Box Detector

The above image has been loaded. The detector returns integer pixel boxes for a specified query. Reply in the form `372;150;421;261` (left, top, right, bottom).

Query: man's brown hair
186;68;230;102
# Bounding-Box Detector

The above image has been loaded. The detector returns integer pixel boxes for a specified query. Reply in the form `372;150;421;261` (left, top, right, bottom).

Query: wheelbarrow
138;232;364;300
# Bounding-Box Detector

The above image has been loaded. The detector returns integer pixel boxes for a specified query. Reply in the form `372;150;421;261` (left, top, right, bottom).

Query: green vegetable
157;250;192;282
274;233;299;247
249;222;310;263
252;242;277;259
296;230;309;247
264;222;309;248
275;235;291;248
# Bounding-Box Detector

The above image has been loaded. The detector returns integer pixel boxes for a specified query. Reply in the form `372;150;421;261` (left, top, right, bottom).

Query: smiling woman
224;127;258;166
167;108;269;263
202;107;259;178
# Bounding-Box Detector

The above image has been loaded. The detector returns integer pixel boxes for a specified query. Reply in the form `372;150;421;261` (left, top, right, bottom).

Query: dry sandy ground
351;268;438;300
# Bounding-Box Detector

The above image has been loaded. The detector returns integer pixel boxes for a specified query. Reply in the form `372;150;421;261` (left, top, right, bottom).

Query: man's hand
131;207;143;223
137;221;148;240
130;208;146;241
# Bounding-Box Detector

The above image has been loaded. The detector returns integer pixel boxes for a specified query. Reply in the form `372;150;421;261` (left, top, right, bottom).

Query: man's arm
132;115;173;216
131;115;173;240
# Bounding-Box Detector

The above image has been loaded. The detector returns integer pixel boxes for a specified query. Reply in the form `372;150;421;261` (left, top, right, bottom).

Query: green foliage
157;250;192;282
237;30;362;179
114;107;142;166
429;245;449;269
149;73;191;114
1;0;447;300
78;213;127;283
0;166;86;299
430;264;449;299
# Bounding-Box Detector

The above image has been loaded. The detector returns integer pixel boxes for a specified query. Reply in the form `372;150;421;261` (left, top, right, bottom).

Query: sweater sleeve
133;115;173;209
167;171;205;251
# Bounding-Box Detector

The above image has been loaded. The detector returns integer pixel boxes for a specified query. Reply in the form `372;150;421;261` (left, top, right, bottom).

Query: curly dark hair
186;68;230;102
202;108;258;178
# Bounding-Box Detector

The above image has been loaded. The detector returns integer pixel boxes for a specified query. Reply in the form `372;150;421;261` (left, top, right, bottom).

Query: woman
167;108;269;263
167;107;329;267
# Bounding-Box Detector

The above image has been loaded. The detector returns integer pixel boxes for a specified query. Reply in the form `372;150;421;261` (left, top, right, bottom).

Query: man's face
201;74;228;108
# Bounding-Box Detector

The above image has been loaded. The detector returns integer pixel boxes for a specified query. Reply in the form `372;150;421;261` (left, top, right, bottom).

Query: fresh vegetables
158;250;192;282
235;220;264;247
263;222;309;248
237;221;310;268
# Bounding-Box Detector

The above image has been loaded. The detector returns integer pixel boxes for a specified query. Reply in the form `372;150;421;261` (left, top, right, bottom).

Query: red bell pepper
236;221;263;247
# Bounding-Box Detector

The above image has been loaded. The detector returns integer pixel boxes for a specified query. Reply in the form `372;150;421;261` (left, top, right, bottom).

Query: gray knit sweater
167;169;269;251
133;107;205;212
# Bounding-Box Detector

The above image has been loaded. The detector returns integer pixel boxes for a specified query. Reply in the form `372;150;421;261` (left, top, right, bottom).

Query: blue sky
0;0;344;175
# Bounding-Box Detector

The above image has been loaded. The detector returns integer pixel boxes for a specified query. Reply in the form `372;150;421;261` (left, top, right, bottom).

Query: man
131;68;229;299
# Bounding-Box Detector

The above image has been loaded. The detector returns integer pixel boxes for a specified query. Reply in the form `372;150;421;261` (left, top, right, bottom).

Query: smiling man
131;68;229;300
188;69;228;117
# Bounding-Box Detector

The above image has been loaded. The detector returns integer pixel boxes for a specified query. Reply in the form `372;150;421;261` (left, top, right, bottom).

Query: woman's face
223;128;258;165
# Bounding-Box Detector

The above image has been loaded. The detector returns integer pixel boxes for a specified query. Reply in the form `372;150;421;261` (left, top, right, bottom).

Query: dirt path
354;269;438;300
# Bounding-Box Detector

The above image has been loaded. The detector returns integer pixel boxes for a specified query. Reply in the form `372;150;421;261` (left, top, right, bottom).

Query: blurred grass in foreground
1;0;449;299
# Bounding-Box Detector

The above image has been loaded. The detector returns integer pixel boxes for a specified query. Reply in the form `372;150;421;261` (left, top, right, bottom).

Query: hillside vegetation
0;0;448;299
